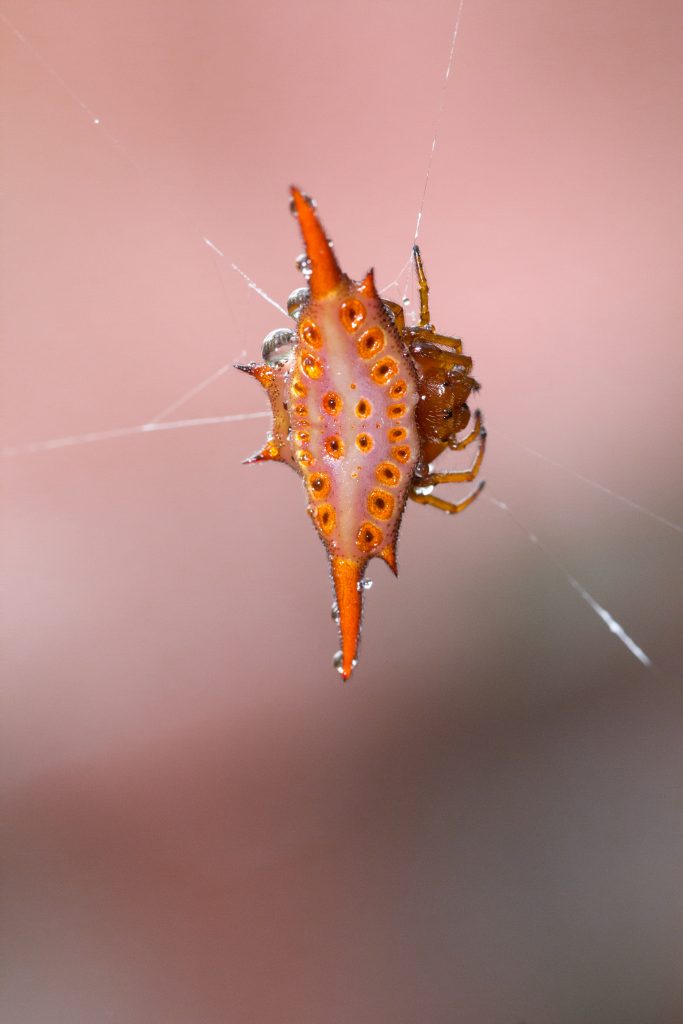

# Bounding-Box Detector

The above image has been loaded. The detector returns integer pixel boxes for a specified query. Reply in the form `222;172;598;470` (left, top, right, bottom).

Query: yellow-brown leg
449;408;482;450
425;430;486;485
383;299;406;334
408;325;464;356
430;331;463;353
410;480;485;514
443;351;472;374
412;245;432;329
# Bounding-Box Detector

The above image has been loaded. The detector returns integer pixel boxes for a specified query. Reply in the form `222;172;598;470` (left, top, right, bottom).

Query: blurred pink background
2;0;682;1020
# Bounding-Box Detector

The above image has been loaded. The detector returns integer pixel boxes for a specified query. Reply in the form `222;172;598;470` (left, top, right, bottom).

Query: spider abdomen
290;284;419;566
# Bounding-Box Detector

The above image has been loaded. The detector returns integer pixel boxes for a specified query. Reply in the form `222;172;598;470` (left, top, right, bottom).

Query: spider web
1;0;680;680
2;8;683;1022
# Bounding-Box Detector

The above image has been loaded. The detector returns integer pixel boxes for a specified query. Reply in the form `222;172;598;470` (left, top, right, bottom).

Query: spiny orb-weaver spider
237;188;486;680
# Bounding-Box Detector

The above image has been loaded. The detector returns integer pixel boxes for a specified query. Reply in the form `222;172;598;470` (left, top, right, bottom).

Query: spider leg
424;429;487;485
412;245;432;328
408;325;464;355
383;299;406;334
443;351;472;373
410;481;485;515
448;408;482;450
431;331;464;353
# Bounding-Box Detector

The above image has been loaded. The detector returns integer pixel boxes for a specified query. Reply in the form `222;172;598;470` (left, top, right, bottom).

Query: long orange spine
290;187;344;299
330;557;363;680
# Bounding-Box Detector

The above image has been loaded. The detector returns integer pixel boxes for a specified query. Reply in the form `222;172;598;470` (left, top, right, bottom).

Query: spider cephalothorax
237;188;485;679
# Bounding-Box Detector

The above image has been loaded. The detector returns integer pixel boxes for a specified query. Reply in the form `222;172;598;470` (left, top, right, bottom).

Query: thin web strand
1;11;244;337
148;361;236;424
230;263;288;316
202;237;225;257
1;14;285;447
0;11;102;126
379;253;414;299
496;431;683;535
1;12;286;329
414;0;466;241
1;412;270;458
489;497;653;668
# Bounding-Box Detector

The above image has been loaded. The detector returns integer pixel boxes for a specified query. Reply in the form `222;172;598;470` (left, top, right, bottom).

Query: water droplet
414;460;430;479
287;286;310;320
358;578;373;591
402;296;410;306
331;602;340;624
296;253;312;279
261;328;295;365
333;651;357;676
413;483;434;496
